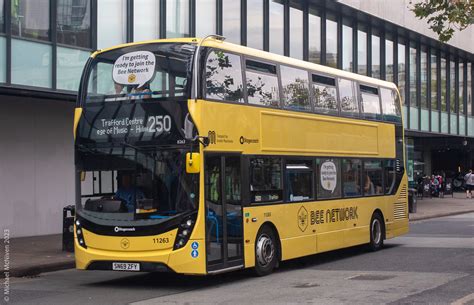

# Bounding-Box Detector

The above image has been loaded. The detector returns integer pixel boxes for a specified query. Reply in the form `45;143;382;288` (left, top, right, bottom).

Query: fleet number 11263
153;237;169;244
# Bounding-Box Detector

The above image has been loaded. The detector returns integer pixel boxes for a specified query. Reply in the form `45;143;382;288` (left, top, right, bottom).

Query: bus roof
91;37;398;91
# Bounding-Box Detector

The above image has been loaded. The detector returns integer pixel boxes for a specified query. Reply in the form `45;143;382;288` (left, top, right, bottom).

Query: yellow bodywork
73;107;83;140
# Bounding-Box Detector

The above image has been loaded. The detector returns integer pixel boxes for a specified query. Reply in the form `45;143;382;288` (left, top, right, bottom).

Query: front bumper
74;228;207;275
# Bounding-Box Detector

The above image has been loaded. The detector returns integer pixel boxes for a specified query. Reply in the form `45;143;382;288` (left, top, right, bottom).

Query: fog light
77;229;82;235
182;230;189;236
185;219;193;227
79;239;84;245
76;220;80;226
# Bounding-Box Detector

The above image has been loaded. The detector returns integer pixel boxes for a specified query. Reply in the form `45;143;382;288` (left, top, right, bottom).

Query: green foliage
410;0;474;42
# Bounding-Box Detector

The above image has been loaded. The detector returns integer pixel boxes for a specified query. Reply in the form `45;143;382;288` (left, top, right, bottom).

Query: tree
410;0;474;42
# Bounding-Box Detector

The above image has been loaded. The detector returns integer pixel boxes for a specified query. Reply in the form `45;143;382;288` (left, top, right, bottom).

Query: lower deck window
317;158;341;199
250;157;282;203
384;160;396;194
363;160;383;196
286;160;314;202
342;159;362;197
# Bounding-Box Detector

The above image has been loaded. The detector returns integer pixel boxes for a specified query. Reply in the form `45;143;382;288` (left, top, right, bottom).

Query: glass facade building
0;0;473;190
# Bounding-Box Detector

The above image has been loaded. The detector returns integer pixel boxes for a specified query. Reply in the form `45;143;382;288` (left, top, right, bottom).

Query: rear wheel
368;213;384;251
254;226;278;276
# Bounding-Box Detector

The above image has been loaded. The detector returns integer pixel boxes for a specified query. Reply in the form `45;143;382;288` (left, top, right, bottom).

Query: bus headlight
75;219;87;249
174;215;196;250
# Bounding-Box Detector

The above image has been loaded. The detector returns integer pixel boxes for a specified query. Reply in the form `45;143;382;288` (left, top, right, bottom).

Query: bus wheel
368;213;384;251
254;226;278;276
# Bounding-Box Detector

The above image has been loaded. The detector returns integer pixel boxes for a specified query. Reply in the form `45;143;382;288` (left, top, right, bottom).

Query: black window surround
246;155;396;206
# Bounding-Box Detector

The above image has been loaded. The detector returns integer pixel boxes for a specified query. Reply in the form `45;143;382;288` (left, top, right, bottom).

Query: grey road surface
3;213;474;305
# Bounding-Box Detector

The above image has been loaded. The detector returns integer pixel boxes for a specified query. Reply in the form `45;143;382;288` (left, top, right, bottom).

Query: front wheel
368;213;384;251
254;226;278;276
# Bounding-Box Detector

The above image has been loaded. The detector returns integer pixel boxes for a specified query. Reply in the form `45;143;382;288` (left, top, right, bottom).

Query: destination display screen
76;100;197;146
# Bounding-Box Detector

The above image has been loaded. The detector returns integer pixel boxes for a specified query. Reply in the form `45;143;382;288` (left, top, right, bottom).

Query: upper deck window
280;65;311;111
85;43;195;104
338;78;359;117
360;84;381;120
245;60;280;107
205;50;244;103
380;87;402;123
312;74;338;115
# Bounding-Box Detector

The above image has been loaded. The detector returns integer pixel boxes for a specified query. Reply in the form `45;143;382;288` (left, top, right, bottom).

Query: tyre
368;212;384;251
254;225;278;276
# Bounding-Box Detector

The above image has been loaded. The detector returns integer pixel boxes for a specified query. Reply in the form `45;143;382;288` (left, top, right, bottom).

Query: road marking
451;293;474;305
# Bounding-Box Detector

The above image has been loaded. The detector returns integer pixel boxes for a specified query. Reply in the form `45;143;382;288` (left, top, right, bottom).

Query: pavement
1;192;473;279
409;191;474;220
0;234;75;279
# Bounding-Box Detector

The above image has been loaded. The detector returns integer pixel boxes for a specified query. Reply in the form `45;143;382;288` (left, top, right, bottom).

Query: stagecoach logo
240;136;259;144
297;206;308;232
114;226;136;233
120;238;130;249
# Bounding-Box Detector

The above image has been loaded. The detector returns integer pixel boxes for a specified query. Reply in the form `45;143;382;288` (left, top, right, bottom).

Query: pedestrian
431;174;439;197
438;173;444;198
464;170;474;199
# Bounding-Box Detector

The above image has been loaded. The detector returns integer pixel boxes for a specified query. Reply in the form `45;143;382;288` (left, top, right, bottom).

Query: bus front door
205;155;244;273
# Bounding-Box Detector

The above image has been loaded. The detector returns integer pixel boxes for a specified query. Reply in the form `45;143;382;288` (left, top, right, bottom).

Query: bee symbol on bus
128;74;136;83
120;238;130;249
297;206;308;232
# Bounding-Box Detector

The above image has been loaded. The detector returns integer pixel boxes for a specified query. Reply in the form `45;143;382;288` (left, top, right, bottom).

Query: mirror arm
197;136;210;148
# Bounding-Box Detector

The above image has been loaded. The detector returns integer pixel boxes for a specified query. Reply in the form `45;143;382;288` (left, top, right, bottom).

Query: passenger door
205;155;244;273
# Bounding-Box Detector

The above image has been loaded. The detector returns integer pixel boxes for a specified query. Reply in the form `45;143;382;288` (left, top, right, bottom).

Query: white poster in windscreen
113;51;156;88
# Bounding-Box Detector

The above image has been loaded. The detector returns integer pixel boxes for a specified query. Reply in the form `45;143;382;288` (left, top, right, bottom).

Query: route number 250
148;115;172;133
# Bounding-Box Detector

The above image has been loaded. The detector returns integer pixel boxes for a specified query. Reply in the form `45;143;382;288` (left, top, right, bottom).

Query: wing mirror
186;153;200;174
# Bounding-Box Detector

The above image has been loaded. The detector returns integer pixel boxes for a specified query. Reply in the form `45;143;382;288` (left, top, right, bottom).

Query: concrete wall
0;96;75;238
338;0;474;53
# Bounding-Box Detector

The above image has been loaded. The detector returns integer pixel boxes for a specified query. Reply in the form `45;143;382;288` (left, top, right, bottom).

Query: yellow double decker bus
73;36;408;276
